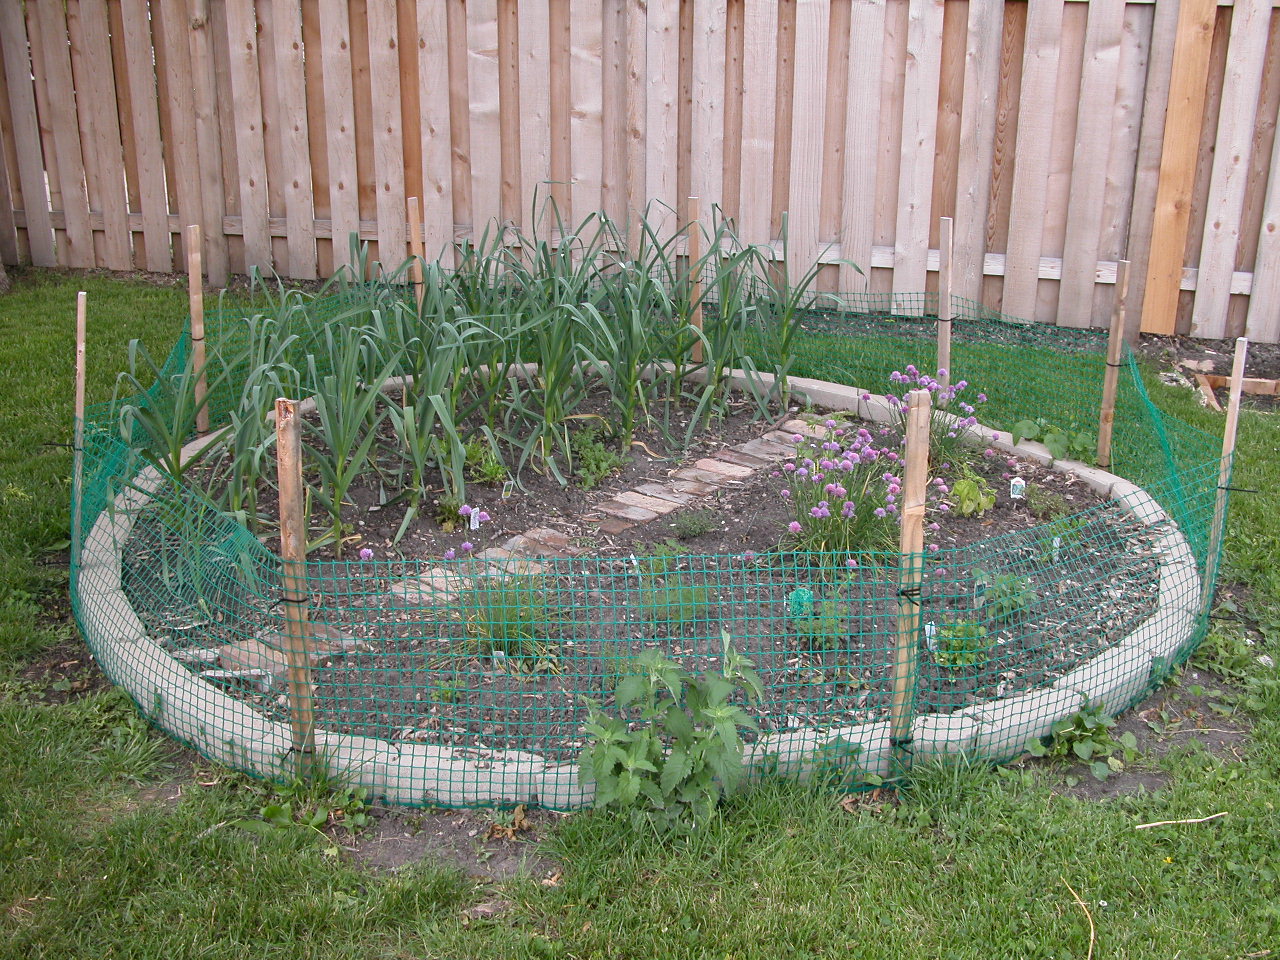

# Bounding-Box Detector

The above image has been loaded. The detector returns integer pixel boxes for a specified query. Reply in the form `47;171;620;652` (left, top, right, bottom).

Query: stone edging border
73;371;1201;808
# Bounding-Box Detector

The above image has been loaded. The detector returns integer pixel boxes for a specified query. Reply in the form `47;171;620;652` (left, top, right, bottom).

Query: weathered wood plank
1057;0;1126;328
739;0;779;247
273;0;319;278
1191;0;1271;337
418;0;455;263
224;0;272;272
368;0;407;265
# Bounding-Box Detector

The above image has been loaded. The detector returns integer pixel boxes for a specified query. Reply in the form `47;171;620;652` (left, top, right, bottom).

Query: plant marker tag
502;480;515;500
1052;536;1062;563
1009;476;1026;500
469;507;481;531
924;621;938;651
973;580;987;610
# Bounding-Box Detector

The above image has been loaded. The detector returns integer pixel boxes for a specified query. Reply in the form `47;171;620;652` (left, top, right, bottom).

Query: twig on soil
1134;811;1228;830
1060;876;1095;960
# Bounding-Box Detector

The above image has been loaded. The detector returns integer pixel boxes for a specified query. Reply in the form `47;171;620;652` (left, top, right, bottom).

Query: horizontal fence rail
2;0;1280;341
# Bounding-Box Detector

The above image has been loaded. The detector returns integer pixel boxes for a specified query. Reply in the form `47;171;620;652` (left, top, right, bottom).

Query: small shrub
934;620;991;669
578;630;763;834
671;508;720;540
639;576;713;631
1025;481;1068;520
791;598;845;651
569;425;627;490
637;538;687;577
464;439;508;485
1011;418;1095;464
950;464;996;517
977;569;1034;624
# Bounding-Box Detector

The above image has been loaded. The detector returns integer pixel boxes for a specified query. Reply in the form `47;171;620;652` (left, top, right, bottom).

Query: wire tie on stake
889;736;914;751
281;594;309;605
1216;485;1258;494
897;585;922;600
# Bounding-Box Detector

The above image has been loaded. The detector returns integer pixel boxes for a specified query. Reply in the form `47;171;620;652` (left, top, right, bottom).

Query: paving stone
693;457;754;479
258;623;369;657
477;553;546;577
668;478;721;496
615;490;681;514
673;467;731;486
597;500;660;523
633;482;698;505
216;639;289;679
389;568;469;602
780;418;829;438
521;527;582;556
712;448;769;469
761;430;803;446
592;516;636;535
734;437;794;460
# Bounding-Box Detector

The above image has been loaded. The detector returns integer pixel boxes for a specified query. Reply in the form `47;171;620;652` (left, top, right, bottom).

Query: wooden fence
2;0;1280;342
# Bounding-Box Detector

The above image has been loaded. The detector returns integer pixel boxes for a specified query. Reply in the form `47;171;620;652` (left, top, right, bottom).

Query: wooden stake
688;196;704;365
274;398;317;773
937;216;953;391
407;195;425;312
72;291;87;560
186;224;209;435
890;388;931;778
1096;259;1130;468
1202;337;1248;613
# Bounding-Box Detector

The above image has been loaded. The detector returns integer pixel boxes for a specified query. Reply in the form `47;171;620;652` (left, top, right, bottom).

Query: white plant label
469;507;481;531
1010;476;1026;500
1052;536;1062;563
973;581;987;610
502;480;515;500
924;621;938;651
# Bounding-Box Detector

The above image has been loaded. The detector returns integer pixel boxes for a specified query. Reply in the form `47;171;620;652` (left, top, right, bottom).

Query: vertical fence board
624;0;648;241
153;0;204;271
225;0;272;271
1191;0;1270;338
149;0;183;270
739;0;778;247
0;34;28;263
1;3;55;265
1001;0;1063;321
571;0;604;224
120;0;172;271
419;0;456;262
930;1;966;250
893;0;944;308
35;1;93;268
600;0;626;224
518;0;552;233
467;0;501;235
1057;0;1126;329
954;0;1003;306
498;0;524;227
319;0;360;268
871;0;906;295
274;0;319;278
690;0;726;215
26;5;67;261
785;0;829;281
721;0;745;228
983;1;1026;310
644;0;678;232
368;0;406;264
187;0;229;283
1248;103;1280;342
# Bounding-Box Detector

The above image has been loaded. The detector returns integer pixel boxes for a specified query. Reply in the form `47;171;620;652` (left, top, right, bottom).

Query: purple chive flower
874;507;886;518
780;488;791;499
744;550;756;562
477;511;490;524
927;522;940;531
792;433;804;443
459;541;474;553
983;448;996;458
936;367;948;379
928;543;940;553
977;393;987;403
845;558;857;568
359;547;374;561
459;504;473;517
788;521;803;534
444;548;456;560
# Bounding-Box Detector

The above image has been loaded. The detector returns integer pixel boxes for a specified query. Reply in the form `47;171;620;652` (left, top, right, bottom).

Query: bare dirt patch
347;805;563;882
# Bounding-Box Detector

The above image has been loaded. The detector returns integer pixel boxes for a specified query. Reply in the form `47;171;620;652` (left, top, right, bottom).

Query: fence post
1096;259;1130;469
72;291;87;563
186;224;208;435
937;216;953;391
687;196;704;364
1201;337;1248;613
274;397;317;775
408;195;425;312
890;388;931;779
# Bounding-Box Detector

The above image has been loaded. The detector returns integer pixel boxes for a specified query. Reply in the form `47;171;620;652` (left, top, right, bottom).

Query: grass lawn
1;267;1277;959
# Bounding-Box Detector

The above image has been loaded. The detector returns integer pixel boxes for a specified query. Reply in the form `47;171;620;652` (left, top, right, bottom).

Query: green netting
70;275;1225;810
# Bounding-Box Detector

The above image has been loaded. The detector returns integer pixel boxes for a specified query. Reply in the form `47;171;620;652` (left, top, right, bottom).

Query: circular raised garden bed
75;365;1201;810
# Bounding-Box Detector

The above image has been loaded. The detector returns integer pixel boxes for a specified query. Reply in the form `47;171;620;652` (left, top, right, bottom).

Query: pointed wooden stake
688;196;704;365
937;217;953;391
408;195;425;312
891;388;931;778
186;223;209;435
275;398;317;774
72;291;87;560
1096;260;1130;469
1202;337;1248;613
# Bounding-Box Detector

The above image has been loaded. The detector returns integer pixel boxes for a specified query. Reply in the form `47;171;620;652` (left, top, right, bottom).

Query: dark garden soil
120;399;1165;765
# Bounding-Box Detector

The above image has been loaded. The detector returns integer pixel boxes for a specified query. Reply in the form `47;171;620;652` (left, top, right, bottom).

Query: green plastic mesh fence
70;281;1225;810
